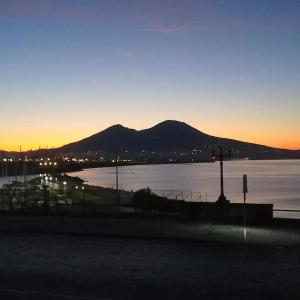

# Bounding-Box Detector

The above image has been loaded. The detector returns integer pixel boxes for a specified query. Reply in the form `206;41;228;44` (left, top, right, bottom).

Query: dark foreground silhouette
0;233;299;300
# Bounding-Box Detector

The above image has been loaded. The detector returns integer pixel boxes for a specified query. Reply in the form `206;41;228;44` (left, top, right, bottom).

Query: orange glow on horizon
1;126;299;152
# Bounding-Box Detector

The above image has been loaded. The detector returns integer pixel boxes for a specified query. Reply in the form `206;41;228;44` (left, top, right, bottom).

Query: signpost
243;174;248;243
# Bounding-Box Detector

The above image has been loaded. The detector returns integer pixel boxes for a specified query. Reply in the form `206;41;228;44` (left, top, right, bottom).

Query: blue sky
0;0;299;150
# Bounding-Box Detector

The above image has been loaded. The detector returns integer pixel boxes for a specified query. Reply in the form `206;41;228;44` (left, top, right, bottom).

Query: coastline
0;159;215;178
2;157;300;178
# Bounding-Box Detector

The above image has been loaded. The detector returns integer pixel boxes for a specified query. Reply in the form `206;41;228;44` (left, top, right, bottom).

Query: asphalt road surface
0;233;299;299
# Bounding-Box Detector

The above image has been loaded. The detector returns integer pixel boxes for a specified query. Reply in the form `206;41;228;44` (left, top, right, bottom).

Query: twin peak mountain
56;120;298;160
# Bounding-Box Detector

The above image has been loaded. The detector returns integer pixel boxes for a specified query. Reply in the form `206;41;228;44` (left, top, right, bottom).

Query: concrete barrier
179;202;273;224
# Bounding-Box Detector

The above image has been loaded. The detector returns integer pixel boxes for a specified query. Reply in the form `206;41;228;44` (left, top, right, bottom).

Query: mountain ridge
55;120;299;160
1;120;299;160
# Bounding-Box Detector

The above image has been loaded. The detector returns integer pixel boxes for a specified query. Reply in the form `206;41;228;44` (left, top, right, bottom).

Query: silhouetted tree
132;188;177;214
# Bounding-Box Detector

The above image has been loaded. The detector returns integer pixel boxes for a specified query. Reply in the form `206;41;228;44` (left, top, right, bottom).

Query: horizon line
1;120;299;152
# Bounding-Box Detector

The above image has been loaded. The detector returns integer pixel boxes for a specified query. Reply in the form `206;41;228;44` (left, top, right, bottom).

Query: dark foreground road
0;233;299;300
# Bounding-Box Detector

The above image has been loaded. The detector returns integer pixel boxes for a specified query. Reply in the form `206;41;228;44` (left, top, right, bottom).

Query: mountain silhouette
59;120;212;153
56;120;299;159
59;124;140;153
1;120;299;160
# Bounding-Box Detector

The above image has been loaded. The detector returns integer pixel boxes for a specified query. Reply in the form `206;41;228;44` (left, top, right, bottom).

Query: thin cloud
134;0;216;34
157;27;181;33
127;52;139;59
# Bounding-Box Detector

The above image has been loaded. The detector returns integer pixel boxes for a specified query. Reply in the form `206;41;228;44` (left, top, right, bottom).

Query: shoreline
2;161;300;221
0;160;214;178
2;157;300;178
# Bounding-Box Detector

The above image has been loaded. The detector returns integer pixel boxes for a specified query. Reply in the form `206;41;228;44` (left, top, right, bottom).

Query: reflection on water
68;160;300;217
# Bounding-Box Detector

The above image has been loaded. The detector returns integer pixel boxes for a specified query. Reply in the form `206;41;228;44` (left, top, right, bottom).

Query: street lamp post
82;186;85;202
212;147;231;204
115;156;121;204
115;155;119;191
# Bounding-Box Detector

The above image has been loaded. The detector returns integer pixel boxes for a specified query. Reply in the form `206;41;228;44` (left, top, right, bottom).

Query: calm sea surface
68;160;300;218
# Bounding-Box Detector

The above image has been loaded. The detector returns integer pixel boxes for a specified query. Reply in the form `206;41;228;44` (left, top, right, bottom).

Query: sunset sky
1;0;299;151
